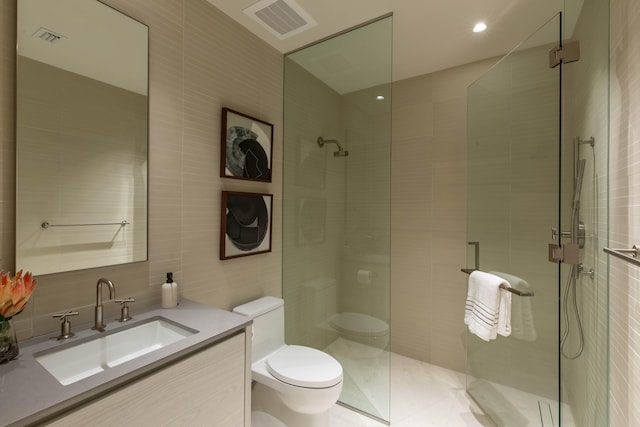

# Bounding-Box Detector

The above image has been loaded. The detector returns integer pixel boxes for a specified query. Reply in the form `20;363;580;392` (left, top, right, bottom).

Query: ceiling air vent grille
244;0;317;40
32;27;65;43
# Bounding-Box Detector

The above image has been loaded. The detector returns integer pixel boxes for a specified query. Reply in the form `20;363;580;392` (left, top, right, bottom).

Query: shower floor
327;339;576;427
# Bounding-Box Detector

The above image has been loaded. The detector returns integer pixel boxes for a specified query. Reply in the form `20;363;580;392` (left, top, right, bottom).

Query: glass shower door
466;13;563;426
283;16;392;423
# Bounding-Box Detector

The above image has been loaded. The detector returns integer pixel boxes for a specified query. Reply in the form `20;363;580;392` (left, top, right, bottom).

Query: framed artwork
221;107;273;182
220;191;273;260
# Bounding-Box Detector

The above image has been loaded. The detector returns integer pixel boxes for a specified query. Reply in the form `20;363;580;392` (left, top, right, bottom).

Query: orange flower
0;270;37;320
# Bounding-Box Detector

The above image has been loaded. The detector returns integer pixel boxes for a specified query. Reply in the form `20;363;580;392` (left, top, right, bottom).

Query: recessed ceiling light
473;22;487;33
376;95;385;101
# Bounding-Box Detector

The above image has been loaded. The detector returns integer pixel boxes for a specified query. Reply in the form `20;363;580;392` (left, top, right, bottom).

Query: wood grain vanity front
45;332;247;426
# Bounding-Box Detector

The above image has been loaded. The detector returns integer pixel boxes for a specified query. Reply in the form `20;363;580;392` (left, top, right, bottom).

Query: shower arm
317;136;344;151
317;136;349;157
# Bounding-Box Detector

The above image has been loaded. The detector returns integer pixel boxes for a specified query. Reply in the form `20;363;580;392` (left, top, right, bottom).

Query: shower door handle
461;242;480;274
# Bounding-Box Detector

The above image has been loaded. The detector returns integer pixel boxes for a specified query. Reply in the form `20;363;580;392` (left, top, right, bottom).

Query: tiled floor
328;348;576;427
329;351;496;427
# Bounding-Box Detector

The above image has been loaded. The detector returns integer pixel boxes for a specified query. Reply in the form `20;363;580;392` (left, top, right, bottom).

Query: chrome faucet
93;278;116;331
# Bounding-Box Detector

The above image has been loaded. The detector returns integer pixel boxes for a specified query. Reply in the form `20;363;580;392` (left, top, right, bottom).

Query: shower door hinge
549;40;580;68
548;243;580;265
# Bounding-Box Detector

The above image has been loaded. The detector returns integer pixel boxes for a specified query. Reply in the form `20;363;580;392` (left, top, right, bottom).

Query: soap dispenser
162;272;178;308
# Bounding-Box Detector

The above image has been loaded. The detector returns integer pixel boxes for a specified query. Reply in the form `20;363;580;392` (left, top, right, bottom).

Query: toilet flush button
266;345;342;388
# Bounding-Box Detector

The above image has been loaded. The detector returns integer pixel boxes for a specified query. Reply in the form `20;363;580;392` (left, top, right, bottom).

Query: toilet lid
330;312;389;337
266;345;342;388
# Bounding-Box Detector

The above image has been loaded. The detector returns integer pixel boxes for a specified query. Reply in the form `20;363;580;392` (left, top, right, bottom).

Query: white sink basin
35;317;196;385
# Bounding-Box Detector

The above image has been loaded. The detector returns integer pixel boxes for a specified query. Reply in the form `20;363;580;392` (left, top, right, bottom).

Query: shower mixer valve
578;264;595;280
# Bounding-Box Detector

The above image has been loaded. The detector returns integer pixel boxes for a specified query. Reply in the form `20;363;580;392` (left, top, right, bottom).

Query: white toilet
302;277;390;349
233;296;343;427
328;311;389;349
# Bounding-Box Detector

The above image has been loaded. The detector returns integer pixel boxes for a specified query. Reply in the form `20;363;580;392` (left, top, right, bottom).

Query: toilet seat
266;345;342;388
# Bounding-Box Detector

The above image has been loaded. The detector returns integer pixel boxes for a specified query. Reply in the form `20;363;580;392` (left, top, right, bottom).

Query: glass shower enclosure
466;1;609;425
466;13;563;425
282;16;392;423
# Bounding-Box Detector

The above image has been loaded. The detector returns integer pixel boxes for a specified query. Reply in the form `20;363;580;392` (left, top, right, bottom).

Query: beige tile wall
1;0;283;339
561;0;610;424
610;0;640;425
390;59;495;371
341;84;392;324
282;59;346;346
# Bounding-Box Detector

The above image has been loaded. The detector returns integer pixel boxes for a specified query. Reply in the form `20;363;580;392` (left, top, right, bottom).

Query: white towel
464;271;512;341
489;271;537;341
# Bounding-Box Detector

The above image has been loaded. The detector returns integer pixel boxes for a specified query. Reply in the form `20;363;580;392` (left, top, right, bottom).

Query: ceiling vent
244;0;317;40
32;27;65;43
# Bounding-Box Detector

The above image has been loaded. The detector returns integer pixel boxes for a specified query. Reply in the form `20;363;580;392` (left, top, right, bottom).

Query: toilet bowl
233;296;343;426
328;312;389;349
301;277;390;349
251;410;287;427
253;345;343;414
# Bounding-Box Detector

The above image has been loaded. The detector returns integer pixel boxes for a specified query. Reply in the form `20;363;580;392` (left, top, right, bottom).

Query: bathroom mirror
15;0;148;275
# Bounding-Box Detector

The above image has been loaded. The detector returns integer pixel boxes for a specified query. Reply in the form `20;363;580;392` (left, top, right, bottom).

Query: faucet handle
52;311;79;340
115;298;135;322
52;311;79;320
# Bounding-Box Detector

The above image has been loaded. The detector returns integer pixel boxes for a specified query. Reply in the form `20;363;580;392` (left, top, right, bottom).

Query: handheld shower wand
561;137;594;360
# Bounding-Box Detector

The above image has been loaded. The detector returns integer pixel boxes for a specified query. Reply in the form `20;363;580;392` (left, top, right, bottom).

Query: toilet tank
301;277;337;327
233;296;285;362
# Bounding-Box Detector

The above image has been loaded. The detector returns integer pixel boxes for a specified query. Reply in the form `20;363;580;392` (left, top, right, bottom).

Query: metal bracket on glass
548;243;580;265
549;40;581;68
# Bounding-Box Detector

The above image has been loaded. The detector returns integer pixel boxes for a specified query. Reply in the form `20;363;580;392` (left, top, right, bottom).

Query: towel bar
460;268;535;297
604;245;640;267
41;220;130;229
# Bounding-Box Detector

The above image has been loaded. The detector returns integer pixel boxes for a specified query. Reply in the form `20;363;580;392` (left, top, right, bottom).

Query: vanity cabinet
45;332;248;427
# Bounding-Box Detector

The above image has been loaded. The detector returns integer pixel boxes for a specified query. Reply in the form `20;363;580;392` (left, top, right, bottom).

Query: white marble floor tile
328;350;495;427
327;343;574;427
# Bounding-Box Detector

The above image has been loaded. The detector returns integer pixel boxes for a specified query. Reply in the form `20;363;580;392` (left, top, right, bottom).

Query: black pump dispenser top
166;272;173;283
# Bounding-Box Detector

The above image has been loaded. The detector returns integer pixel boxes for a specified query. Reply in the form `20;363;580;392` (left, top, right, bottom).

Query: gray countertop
0;299;252;426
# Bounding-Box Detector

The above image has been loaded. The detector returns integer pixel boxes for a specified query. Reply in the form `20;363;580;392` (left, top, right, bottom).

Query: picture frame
220;191;273;260
221;107;273;182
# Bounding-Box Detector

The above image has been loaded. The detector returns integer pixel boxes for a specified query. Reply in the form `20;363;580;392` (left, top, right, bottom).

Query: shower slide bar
41;220;130;229
461;241;534;297
604;245;640;267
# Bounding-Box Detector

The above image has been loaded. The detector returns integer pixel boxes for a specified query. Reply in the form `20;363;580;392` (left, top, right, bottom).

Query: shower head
317;136;349;157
